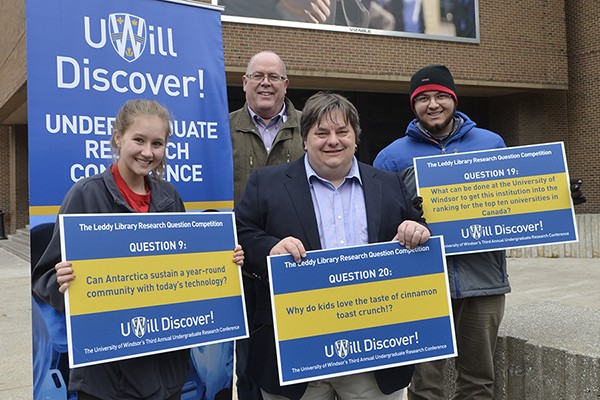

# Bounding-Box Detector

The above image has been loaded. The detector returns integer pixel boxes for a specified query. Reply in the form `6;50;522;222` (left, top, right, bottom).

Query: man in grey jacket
230;50;305;400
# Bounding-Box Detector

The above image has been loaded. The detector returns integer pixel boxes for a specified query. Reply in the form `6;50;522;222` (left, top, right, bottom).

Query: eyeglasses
413;93;454;105
246;72;287;83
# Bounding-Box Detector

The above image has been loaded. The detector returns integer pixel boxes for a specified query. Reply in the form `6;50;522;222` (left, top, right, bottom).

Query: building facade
0;0;598;236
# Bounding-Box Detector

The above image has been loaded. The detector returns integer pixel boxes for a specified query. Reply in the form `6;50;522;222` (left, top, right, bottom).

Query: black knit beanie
409;64;458;111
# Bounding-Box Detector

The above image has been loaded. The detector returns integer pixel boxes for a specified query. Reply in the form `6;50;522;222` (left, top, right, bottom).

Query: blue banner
414;142;578;254
27;0;232;225
26;0;235;398
268;238;456;385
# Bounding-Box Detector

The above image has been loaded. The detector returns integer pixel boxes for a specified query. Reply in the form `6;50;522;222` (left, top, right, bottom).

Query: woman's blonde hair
111;99;171;180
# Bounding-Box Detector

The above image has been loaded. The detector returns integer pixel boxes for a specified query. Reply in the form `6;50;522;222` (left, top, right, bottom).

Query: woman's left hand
233;244;244;267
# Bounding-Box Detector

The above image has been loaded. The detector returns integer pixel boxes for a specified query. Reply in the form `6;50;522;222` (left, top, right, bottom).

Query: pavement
499;257;600;358
1;248;599;399
0;248;32;399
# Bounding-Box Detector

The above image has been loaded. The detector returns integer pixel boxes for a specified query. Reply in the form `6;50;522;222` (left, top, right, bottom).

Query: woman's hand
55;260;75;294
233;244;245;267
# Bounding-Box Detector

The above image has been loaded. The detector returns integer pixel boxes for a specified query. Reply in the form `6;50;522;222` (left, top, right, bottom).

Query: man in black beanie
374;64;510;400
374;64;586;399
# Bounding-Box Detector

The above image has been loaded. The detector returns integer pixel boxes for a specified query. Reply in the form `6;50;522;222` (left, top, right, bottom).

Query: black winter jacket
31;168;189;400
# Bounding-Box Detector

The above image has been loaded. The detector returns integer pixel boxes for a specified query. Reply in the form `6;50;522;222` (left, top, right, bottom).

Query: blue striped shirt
248;104;288;153
304;155;368;249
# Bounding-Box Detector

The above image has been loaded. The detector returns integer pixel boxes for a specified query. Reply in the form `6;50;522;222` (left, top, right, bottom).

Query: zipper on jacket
249;155;253;168
286;149;290;163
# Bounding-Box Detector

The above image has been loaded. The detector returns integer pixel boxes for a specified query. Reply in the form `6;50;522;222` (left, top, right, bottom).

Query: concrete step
10;232;30;247
495;302;600;399
0;238;29;263
0;226;31;263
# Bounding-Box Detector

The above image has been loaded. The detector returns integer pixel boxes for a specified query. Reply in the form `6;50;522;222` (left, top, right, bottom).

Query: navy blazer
235;157;426;400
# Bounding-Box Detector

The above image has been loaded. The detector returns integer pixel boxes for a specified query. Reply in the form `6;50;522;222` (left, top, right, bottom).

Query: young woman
31;99;244;400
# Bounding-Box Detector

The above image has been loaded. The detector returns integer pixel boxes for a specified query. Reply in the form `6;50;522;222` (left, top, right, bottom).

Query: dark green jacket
230;98;305;204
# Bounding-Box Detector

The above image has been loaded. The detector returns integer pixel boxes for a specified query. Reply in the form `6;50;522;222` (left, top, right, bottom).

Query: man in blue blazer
236;91;431;400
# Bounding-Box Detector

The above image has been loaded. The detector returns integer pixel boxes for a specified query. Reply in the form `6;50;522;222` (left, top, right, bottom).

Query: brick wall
488;95;520;146
489;92;569;148
0;0;27;120
13;125;28;232
0;126;10;234
565;1;599;213
0;124;28;235
220;0;568;90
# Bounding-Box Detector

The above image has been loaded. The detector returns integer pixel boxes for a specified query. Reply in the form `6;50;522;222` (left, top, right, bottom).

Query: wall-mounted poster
213;0;479;42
